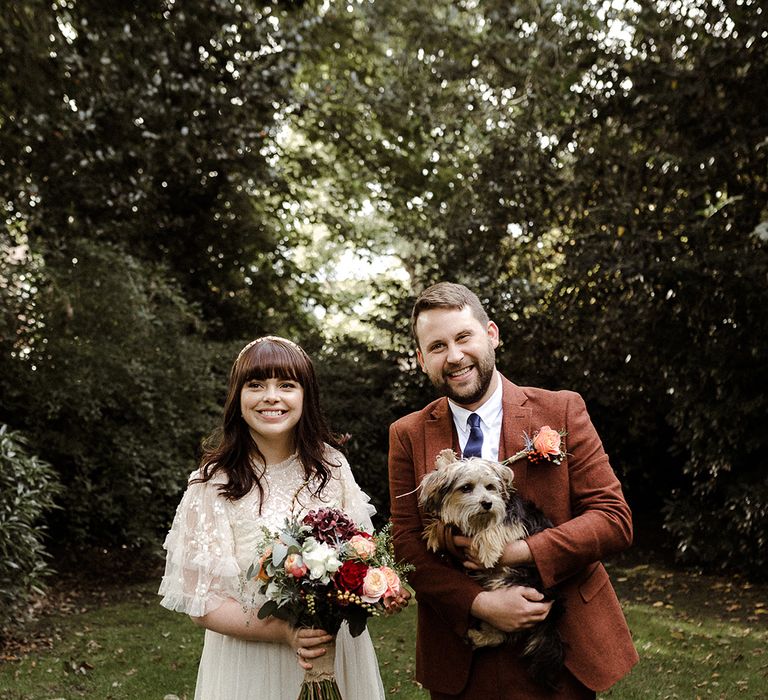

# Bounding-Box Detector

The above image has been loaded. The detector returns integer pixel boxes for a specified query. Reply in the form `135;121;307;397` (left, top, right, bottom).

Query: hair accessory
236;335;302;362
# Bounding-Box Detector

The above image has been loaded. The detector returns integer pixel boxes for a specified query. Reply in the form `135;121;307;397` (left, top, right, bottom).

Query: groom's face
415;306;499;410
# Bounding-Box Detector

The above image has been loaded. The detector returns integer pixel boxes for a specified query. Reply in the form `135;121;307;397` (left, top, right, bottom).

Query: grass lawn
1;557;765;699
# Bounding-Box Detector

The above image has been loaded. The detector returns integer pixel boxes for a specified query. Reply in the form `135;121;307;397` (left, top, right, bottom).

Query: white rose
301;538;342;583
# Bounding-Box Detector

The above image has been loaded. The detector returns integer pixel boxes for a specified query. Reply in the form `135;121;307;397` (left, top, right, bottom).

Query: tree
1;0;317;338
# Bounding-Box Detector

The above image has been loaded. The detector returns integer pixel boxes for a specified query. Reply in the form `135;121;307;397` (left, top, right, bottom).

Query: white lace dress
159;448;386;700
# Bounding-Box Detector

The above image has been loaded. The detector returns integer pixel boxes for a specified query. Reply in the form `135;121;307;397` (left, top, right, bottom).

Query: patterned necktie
463;413;484;458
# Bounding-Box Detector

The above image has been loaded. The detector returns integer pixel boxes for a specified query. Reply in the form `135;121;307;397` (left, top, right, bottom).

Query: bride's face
240;376;304;446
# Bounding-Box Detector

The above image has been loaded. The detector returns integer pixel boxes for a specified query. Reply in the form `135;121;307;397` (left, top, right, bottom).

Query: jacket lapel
498;376;532;496
422;398;457;482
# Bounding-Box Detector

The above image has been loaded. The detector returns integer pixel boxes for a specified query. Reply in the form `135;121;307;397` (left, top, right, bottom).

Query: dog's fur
419;449;565;690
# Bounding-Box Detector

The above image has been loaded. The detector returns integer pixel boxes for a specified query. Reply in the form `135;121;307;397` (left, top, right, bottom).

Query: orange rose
532;426;561;456
284;552;308;578
255;547;272;582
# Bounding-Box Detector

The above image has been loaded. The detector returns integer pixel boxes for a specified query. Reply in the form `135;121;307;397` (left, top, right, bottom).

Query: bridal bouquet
248;508;410;700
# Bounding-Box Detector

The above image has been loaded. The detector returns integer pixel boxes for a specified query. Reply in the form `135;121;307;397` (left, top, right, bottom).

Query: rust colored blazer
388;376;639;695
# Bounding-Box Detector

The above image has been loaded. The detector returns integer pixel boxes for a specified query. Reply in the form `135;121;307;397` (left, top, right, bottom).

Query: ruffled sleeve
158;471;241;617
330;448;377;533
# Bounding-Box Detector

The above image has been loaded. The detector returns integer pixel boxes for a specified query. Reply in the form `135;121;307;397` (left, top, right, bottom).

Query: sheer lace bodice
159;447;375;617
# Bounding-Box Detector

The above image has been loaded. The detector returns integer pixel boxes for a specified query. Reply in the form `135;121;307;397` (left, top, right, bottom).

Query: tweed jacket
388;376;639;694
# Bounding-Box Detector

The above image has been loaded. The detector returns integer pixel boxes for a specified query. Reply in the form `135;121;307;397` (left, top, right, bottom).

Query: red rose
335;560;368;593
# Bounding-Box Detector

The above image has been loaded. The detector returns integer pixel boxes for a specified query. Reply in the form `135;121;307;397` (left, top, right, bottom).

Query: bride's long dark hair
194;337;339;507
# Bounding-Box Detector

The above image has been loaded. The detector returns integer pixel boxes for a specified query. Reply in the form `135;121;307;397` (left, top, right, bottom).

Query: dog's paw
467;623;506;649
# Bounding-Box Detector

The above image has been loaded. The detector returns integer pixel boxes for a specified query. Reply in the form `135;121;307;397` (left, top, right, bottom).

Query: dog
418;449;565;690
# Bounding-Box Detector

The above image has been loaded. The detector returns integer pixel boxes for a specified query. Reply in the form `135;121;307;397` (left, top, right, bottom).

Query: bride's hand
290;627;334;670
383;587;412;615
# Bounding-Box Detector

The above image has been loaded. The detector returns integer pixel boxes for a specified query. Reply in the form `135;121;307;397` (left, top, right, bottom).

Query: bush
0;425;61;634
1;240;223;554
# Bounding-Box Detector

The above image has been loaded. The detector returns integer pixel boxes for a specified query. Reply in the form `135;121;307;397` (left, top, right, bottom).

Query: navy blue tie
463;413;484;458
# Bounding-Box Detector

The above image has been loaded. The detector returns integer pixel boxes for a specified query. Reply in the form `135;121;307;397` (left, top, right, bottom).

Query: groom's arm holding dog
470;391;632;585
389;420;487;639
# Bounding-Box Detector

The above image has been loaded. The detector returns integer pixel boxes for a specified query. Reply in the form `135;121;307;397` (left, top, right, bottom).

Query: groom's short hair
411;282;490;346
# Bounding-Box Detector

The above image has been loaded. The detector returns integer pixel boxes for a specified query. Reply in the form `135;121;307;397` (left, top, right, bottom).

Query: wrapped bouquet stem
299;637;340;700
248;508;412;700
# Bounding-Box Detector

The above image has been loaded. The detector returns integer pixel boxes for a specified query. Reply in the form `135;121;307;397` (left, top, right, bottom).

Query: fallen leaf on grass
64;659;94;675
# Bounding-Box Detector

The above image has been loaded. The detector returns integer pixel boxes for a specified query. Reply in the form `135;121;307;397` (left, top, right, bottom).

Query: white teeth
449;367;472;378
260;410;285;417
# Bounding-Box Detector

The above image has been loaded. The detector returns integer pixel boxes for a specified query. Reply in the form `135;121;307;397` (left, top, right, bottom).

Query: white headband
236;335;302;362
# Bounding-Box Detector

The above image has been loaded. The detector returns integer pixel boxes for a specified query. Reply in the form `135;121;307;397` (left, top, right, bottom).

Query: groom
388;282;638;699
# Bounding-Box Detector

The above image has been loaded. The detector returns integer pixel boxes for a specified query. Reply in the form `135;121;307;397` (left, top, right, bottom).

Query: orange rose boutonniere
507;425;567;466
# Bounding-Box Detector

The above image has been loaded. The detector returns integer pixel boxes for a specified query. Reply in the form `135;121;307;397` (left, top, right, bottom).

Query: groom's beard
433;344;496;407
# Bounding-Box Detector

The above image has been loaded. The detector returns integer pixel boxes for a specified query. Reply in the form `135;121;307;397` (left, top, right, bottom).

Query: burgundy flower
303;508;360;544
335;560;368;594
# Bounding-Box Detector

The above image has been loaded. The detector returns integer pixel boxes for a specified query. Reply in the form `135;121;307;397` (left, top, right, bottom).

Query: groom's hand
470;586;553;632
435;523;467;561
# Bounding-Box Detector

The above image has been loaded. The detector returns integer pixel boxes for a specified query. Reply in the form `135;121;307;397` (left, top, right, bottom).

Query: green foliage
0;240;222;548
1;0;318;338
0;426;61;635
315;336;428;521
523;1;768;576
291;0;768;576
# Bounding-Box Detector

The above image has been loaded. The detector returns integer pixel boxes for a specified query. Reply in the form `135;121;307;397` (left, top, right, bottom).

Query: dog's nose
480;500;492;510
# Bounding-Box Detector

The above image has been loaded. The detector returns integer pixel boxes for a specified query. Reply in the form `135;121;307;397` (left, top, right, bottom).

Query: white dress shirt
448;372;503;461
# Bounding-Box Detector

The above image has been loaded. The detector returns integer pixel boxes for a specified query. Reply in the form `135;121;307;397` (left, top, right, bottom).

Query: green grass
600;561;768;699
0;583;426;700
1;562;766;699
0;581;202;700
368;606;427;699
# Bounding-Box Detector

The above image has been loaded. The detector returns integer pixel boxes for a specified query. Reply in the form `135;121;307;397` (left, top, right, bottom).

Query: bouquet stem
298;638;342;700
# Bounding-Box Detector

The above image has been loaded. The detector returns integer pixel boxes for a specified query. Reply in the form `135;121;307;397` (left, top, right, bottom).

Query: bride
159;336;407;699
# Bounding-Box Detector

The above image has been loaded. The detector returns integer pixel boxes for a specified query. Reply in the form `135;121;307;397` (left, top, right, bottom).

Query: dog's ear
418;465;458;516
491;461;516;497
434;448;459;470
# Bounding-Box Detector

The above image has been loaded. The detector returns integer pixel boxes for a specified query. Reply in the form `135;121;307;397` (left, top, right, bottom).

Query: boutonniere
505;425;567;466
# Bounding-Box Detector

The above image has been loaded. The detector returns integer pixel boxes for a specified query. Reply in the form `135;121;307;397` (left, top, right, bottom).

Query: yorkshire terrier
419;449;564;690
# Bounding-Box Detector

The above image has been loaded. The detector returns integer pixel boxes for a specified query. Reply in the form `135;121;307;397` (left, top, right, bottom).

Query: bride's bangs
239;340;310;386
